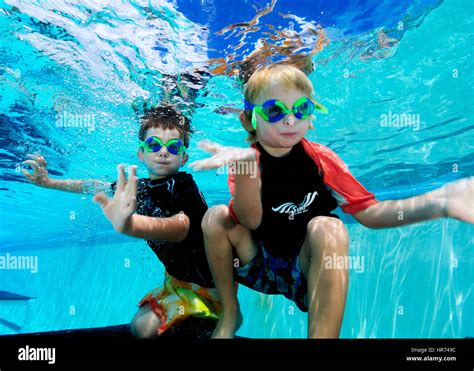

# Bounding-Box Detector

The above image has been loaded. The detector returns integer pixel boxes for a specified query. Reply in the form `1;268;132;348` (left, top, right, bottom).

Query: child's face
138;127;188;179
254;85;312;155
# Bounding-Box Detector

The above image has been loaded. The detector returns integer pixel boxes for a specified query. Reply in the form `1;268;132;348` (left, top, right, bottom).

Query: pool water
0;0;473;338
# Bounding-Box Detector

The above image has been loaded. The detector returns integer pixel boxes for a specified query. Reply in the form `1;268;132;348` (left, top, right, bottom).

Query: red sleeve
301;138;378;214
227;144;261;224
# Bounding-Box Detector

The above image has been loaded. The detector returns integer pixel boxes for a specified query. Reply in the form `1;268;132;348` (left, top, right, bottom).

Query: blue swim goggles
244;96;328;130
139;137;186;155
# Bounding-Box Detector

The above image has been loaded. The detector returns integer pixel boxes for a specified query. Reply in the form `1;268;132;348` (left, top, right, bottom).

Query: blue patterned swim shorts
235;241;308;312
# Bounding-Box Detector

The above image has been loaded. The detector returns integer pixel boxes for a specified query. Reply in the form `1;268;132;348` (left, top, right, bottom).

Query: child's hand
189;140;257;171
93;165;138;233
22;153;51;187
441;177;474;224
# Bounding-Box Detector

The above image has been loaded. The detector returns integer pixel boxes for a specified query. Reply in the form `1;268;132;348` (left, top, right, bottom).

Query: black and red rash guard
228;138;378;258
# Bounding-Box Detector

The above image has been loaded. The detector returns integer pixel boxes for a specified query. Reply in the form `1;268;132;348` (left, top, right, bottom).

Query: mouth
280;132;298;138
156;161;171;165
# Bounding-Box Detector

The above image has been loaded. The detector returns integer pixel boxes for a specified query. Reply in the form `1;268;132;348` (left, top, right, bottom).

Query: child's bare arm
189;140;262;229
232;172;262;229
353;177;474;228
124;213;190;242
41;178;110;194
93;165;190;242
22;153;111;194
353;192;445;228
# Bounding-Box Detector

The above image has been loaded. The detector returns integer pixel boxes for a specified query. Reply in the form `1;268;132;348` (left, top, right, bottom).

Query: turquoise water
0;0;473;338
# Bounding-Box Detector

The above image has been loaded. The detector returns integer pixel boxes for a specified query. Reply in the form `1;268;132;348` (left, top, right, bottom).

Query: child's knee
307;216;349;251
130;307;160;339
130;318;154;338
201;204;232;234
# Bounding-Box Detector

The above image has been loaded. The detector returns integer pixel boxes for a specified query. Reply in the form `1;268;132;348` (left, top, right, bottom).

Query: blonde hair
243;63;314;142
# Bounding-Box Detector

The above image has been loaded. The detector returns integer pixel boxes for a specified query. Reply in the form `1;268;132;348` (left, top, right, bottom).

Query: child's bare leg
130;304;161;338
299;216;349;338
201;205;257;338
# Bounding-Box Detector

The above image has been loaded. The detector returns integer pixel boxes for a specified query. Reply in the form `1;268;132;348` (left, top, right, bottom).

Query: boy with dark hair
23;106;220;338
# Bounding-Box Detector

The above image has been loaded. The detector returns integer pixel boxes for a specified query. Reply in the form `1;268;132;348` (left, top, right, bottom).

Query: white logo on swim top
271;191;318;215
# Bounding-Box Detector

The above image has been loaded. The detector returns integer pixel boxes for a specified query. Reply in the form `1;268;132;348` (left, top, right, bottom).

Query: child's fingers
26;153;41;159
128;165;137;179
189;159;223;171
32;152;46;163
26;153;46;165
197;140;224;154
116;164;126;193
21;169;34;181
36;154;47;166
123;166;138;197
124;196;137;216
188;160;206;170
125;175;138;200
22;160;40;172
93;192;109;208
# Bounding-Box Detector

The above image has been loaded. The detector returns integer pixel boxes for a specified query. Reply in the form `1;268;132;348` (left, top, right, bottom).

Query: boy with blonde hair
190;64;473;338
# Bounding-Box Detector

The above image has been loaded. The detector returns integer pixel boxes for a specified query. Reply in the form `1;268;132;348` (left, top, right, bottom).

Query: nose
285;114;296;126
157;146;169;157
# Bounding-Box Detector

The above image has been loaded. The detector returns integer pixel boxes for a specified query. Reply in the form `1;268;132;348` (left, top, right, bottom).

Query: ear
181;152;189;165
137;148;144;161
239;111;254;133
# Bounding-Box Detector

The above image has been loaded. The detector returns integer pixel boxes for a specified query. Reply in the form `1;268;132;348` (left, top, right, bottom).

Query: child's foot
212;309;243;339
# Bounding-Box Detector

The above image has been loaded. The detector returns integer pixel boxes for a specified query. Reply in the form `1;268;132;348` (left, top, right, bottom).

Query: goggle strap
251;109;258;130
314;101;329;114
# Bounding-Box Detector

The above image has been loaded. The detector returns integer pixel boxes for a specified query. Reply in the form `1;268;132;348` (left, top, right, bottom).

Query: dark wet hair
138;105;193;147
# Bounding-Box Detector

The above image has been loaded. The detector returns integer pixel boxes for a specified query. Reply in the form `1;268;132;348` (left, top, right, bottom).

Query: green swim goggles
244;96;328;130
139;137;186;155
